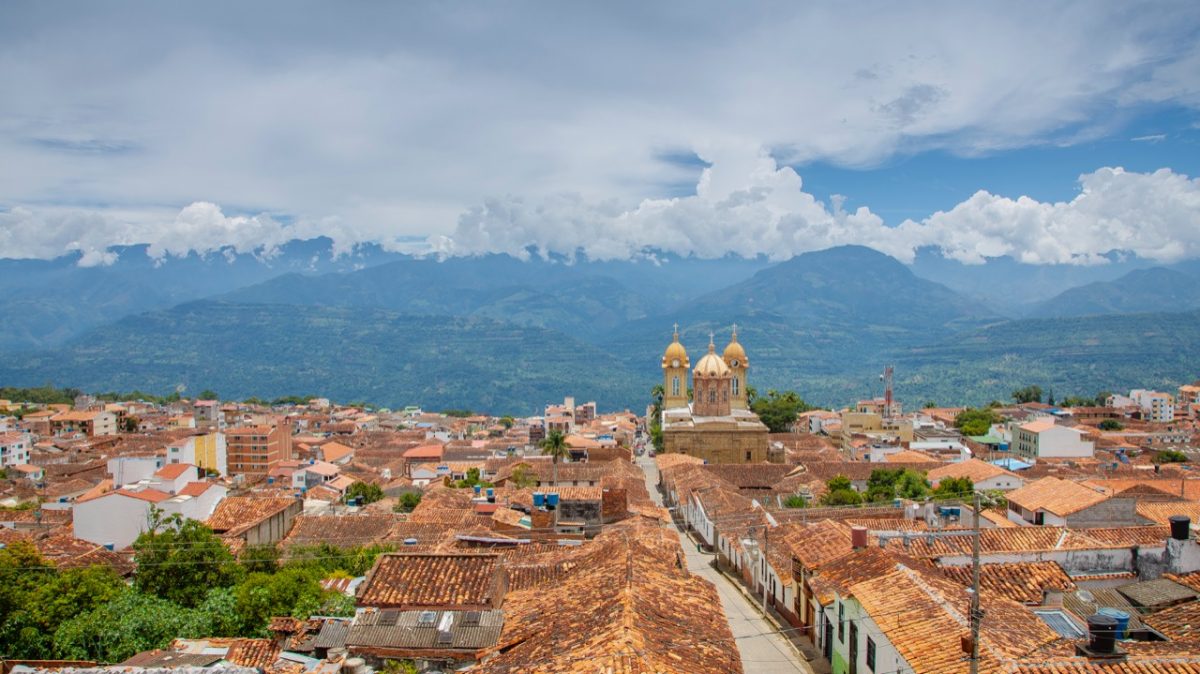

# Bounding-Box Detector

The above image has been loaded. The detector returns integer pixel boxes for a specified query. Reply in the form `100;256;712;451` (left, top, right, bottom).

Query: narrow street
638;455;814;674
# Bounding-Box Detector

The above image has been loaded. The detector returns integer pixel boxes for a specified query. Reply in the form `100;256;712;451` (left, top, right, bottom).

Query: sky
1;2;1199;267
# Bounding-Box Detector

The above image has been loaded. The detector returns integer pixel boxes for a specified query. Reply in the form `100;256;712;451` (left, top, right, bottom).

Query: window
672;376;680;397
709;390;716;403
745;450;752;461
732;376;740;396
838;602;845;642
866;637;876;671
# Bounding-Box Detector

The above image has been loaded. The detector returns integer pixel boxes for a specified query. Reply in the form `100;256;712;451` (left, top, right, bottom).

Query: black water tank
1169;515;1191;541
1088;613;1118;654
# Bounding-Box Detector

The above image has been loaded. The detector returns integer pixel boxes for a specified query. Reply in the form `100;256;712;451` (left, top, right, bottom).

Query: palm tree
539;430;570;485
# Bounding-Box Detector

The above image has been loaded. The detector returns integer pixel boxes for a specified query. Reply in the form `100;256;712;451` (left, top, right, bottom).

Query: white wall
1038;425;1094;459
74;494;153;549
108;456;163;487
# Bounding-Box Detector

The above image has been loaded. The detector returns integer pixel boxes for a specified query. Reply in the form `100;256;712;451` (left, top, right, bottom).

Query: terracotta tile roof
357;552;502;609
281;512;404;549
1015;656;1200;672
178;481;215;497
320;441;355;463
206;496;295;536
1078;526;1170;546
780;519;854;570
1136;501;1200;526
475;527;740;674
980;509;1019;528
886;449;941;462
928;458;1016;484
796;460;943;482
115;488;172;503
1167;572;1200;593
902;526;1125;558
154;463;194;479
403;443;445;459
806;546;927;606
1145;600;1200;641
224;638;281;670
1007;477;1110;517
1020;419;1058;433
851;564;1058;673
939;561;1075;605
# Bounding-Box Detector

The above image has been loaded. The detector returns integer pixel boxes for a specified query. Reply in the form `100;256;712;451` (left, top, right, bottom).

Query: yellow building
660;326;770;464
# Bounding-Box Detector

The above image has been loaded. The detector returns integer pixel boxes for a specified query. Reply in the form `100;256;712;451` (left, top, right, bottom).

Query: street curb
711;563;815;664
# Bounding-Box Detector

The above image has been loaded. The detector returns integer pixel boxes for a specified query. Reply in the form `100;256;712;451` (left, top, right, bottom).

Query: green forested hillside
0;302;647;414
1;247;1197;413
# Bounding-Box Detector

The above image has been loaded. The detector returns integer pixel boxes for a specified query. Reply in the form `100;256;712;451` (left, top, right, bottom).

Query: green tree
955;407;999;437
53;590;210;663
235;566;325;637
932;476;974;499
345;481;385;505
864;468;929;503
199;389;219;400
540;430;570;484
749;389;812;433
923;401;937;409
820;475;863;506
1099;419;1124;431
499;416;515;429
239;544;281;574
0;540;56;657
442;408;474;418
119;415;141;433
509;464;537;489
783;494;809;508
1011;385;1043;404
454;467;492;489
132;508;241;608
1155;450;1188;464
395;492;422;513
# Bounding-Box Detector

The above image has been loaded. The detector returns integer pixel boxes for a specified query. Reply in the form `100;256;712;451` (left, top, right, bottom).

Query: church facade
660;325;771;463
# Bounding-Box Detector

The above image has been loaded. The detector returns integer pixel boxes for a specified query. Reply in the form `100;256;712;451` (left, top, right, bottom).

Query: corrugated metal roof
346;609;503;650
1034;609;1085;638
313;620;350;650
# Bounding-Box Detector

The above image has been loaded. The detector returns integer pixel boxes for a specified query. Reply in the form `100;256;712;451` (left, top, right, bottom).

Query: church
659;325;771;463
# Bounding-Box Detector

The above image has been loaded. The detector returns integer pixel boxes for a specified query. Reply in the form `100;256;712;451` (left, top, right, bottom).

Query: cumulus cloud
439;146;1200;266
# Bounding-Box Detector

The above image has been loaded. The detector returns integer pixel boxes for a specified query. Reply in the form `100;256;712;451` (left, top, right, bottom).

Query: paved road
638;455;813;674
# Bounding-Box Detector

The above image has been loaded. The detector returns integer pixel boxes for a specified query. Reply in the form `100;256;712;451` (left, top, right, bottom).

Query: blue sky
798;106;1200;221
1;2;1198;266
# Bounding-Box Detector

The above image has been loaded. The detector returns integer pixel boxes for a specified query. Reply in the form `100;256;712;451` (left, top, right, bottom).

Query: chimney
851;526;868;550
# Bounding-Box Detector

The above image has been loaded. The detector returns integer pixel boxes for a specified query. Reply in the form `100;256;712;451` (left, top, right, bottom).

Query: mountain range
0;243;1196;413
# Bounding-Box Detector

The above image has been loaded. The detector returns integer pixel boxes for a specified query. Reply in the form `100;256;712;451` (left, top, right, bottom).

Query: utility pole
872;494;984;672
969;491;983;674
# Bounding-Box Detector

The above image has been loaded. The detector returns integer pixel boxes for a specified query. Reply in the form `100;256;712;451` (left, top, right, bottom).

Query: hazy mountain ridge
2;245;1198;411
1029;266;1200;318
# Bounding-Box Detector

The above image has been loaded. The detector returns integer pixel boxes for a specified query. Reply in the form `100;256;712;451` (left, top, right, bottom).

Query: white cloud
0;4;1199;265
1131;134;1167;142
439;146;1200;266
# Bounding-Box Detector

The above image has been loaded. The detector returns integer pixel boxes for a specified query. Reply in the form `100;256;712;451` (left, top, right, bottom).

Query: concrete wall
663;427;769;464
1064;498;1141;528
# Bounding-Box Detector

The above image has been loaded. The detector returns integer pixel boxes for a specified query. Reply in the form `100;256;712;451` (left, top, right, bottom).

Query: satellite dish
175;383;187;394
1077;590;1094;603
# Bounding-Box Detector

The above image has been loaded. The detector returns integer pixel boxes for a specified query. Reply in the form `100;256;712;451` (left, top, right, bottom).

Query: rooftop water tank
533;492;545;507
546;493;560;508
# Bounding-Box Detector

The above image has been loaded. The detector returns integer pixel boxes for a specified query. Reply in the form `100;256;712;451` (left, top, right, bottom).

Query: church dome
694;337;731;378
661;326;689;369
723;325;747;366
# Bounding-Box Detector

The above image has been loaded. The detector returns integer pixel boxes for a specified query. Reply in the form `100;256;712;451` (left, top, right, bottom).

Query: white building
108;456;165;487
0;432;33;468
927;458;1025;492
1011;419;1093;460
1131;389;1176;423
73;480;227;549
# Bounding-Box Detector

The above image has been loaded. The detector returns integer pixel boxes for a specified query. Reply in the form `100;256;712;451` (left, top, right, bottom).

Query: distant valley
0;243;1197;412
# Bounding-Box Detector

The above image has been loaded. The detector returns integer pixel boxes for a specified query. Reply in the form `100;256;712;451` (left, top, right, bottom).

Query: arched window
709;389;716;403
672;376;680;397
732;376;740;396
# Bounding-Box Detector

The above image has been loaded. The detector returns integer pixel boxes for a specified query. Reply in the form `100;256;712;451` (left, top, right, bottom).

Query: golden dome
661;324;689;369
694;334;731;378
723;324;747;366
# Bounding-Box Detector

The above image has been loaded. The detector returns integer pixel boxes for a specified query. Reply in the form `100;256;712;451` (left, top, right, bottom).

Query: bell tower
723;324;749;410
661;323;690;410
